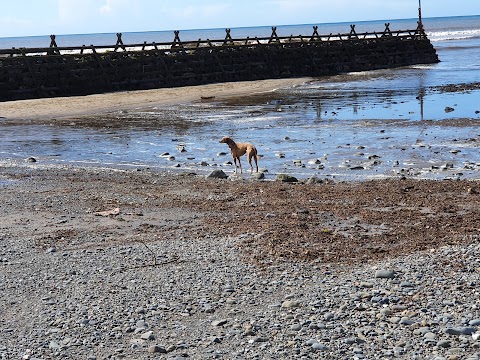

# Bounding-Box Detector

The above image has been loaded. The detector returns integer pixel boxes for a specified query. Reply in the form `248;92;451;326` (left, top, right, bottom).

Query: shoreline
0;78;311;120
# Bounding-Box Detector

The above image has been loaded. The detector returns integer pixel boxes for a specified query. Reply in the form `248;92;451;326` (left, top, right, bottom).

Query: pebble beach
1;161;479;359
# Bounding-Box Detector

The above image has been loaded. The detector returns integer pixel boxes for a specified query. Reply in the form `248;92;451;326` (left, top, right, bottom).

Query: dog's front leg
233;157;239;174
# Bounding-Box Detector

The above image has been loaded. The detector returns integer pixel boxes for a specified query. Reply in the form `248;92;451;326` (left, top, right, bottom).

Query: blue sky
0;0;478;38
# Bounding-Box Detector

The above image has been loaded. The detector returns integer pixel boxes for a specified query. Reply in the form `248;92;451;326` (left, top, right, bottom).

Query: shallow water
1;91;479;181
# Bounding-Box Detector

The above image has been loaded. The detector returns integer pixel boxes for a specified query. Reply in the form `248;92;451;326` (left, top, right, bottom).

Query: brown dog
219;136;259;174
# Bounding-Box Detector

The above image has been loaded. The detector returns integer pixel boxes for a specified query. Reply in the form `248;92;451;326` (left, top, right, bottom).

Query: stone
323;312;334;321
140;331;154;340
281;300;300;308
444;327;476;336
147;345;167;353
375;270;395;279
252;172;265;180
469;319;480;326
399;318;415;326
306;176;323;184
437;340;451;348
252;337;269;343
275;174;298;183
312;343;329;351
211;319;228;326
290;324;302;331
207;170;228;179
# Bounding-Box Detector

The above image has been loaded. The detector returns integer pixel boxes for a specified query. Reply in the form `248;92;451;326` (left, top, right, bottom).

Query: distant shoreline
0;78;310;121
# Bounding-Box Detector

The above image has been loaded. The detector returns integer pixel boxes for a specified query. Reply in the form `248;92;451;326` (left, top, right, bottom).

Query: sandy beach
0;78;310;120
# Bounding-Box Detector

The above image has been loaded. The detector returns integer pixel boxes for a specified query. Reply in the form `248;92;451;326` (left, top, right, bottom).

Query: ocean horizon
1;15;479;49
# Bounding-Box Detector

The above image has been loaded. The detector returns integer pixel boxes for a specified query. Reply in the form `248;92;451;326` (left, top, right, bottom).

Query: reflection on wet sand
0;80;479;181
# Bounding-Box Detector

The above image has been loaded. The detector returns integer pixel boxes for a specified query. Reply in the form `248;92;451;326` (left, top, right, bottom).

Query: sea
1;15;480;180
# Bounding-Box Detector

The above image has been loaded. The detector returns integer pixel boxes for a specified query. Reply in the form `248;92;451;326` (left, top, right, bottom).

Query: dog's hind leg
247;153;254;174
248;152;258;174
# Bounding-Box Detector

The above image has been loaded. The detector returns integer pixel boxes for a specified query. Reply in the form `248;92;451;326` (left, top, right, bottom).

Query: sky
0;0;478;38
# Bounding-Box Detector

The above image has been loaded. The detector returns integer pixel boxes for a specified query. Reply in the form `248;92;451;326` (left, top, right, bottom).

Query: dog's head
219;136;234;145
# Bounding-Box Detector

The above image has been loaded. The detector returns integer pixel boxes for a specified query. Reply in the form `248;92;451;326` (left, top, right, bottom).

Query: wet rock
207;170;228;179
251;172;265;180
445;106;455;113
25;157;37;163
275;174;298;183
306;176;323;184
293;159;304;167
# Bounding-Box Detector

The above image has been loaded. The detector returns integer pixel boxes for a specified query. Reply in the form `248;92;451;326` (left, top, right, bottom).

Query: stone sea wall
0;24;439;102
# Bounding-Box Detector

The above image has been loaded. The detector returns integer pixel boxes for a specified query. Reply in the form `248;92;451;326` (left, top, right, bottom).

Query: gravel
0;162;479;359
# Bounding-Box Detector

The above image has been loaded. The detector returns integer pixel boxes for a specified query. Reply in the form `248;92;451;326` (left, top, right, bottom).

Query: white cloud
164;3;229;20
99;0;138;15
0;16;32;29
57;0;96;22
